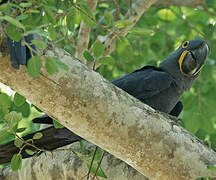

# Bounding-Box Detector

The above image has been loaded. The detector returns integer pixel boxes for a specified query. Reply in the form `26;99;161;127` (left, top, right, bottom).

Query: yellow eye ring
182;41;189;48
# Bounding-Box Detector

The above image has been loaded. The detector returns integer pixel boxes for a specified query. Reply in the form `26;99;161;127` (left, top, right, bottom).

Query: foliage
0;0;216;178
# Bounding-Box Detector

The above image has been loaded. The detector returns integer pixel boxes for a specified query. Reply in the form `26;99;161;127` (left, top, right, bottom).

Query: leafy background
0;0;216;173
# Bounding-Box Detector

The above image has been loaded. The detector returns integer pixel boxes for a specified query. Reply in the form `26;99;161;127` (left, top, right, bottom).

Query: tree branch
103;0;157;57
0;46;216;179
0;143;148;180
75;0;98;63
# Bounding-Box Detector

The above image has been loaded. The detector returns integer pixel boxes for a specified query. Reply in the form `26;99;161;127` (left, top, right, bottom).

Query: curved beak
191;42;210;76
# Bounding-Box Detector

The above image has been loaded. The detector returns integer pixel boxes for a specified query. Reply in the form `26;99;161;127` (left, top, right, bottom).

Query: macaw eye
182;41;189;48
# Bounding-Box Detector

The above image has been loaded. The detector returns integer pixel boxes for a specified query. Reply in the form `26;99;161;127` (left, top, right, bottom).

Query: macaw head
159;39;210;90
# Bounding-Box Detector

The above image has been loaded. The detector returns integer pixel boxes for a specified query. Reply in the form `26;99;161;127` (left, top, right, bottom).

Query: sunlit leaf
114;19;133;28
43;6;56;24
14;93;26;107
5;24;22;42
25;149;35;155
19;2;32;8
0;16;25;29
207;165;216;171
157;9;176;21
14;138;23;148
80;4;96;27
27;56;42;78
33;132;43;140
83;50;94;62
45;57;58;75
93;41;104;58
53;120;64;128
11;154;22;171
4;111;22;128
0;93;11;113
31;40;47;51
98;56;115;65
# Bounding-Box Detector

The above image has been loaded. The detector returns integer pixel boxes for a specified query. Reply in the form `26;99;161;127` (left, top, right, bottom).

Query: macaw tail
0;126;82;164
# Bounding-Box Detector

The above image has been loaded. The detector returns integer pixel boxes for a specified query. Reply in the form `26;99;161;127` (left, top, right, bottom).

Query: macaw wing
112;66;173;101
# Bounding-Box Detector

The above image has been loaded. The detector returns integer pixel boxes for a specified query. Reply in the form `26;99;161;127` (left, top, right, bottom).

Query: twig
92;150;106;180
130;0;132;16
201;3;216;17
169;7;205;37
95;0;157;68
87;146;98;180
112;0;120;20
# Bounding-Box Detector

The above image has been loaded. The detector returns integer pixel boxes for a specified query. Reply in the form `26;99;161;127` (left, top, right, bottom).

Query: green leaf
128;28;153;36
93;41;104;58
47;0;58;7
114;20;133;28
0;108;4;122
80;140;85;154
14;138;23;148
22;11;42;27
5;24;22;42
207;165;216;171
27;56;42;78
25;149;35;156
16;14;29;21
80;4;96;27
157;9;176;21
48;26;56;40
98;56;115;65
0;93;11;113
14;93;26;107
13;101;31;118
16;128;26;133
51;57;69;70
31;104;43;112
4;111;22;128
11;154;22;171
43;6;56;24
86;149;107;178
116;37;133;61
67;10;81;31
19;2;32;8
205;0;216;8
31;40;47;51
0;16;25;29
104;11;113;25
33;132;43;140
53;120;64;128
45;57;58;75
0;127;11;142
83;50;94;62
76;148;107;178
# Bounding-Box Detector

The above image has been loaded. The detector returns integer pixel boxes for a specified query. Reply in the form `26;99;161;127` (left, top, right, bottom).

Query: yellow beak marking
178;50;189;76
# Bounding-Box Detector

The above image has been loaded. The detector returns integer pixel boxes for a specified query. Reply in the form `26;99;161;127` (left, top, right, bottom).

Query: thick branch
0;143;148;180
0;47;216;179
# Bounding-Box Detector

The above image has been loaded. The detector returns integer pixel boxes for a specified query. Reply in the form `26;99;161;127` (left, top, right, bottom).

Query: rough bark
0;46;216;179
0;142;148;180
